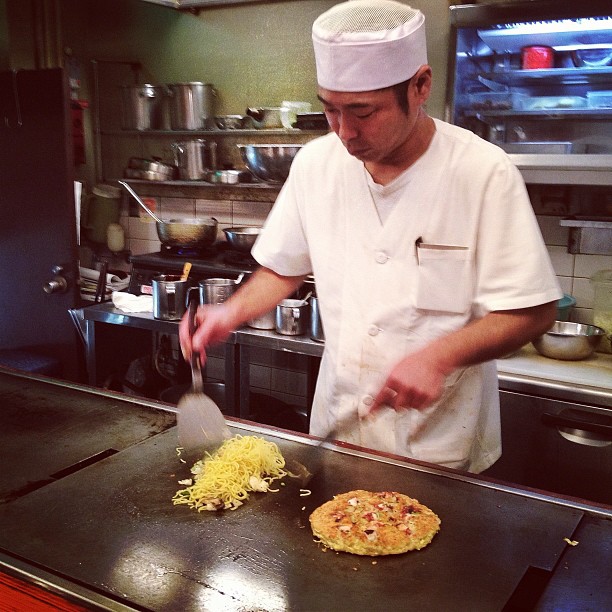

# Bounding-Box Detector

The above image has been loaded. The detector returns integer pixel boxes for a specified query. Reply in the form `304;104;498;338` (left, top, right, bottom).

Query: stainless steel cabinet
484;390;612;505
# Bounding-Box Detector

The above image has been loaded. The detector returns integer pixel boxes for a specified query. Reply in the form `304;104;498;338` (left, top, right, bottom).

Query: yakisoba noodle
173;435;287;511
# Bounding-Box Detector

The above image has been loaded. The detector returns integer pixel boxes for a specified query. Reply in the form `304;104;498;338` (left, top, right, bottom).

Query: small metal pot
198;276;243;305
276;299;309;336
152;275;189;321
171;140;217;180
248;309;276;330
310;296;325;342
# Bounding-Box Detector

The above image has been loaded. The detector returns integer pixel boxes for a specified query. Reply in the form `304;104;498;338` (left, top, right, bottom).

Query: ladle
118;180;163;223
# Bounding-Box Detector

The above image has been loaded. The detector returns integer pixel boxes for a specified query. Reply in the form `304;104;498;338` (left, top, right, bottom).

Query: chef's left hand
369;349;449;413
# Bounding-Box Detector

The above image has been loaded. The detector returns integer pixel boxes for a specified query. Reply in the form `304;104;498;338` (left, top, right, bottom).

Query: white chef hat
312;0;427;92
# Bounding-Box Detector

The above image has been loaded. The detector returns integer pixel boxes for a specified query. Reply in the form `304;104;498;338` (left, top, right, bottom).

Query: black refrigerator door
0;68;81;380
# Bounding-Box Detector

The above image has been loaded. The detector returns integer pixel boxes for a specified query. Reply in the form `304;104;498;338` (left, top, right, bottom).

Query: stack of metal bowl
124;157;176;181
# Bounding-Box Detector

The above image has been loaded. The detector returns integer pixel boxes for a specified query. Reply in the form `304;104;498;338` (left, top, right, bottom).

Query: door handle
43;265;68;294
542;410;612;447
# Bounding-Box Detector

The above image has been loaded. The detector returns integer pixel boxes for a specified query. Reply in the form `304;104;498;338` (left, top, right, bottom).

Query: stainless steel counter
79;303;612;411
79;302;324;418
0;369;610;611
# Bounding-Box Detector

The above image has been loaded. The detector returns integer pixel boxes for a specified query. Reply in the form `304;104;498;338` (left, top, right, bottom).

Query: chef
180;0;562;472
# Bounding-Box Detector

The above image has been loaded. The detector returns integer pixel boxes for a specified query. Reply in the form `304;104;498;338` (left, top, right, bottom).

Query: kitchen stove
128;242;258;295
159;243;219;259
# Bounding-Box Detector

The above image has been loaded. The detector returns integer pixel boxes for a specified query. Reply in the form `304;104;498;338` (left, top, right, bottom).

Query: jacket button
363;395;374;406
368;325;380;336
375;251;389;264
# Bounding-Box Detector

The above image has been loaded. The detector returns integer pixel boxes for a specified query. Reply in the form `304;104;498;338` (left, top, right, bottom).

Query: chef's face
318;68;431;165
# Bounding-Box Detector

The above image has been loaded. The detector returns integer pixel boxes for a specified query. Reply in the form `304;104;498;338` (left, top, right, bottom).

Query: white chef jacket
252;119;562;473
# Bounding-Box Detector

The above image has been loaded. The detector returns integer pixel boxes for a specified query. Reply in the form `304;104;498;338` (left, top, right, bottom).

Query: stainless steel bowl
532;321;606;361
571;48;612;68
223;226;261;252
238;144;302;183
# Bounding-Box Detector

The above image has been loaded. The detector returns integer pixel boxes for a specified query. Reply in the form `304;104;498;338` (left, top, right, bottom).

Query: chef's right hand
178;303;235;364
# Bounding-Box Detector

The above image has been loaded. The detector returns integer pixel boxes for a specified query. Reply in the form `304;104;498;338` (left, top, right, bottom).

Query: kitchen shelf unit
121;177;282;202
447;1;612;187
99;126;327;189
465;109;612;119
472;67;612;87
101;128;327;137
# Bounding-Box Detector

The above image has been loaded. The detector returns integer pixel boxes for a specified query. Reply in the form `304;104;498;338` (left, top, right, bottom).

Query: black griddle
0;369;610;611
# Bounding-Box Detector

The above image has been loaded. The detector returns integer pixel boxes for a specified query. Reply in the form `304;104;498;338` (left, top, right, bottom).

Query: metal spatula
177;300;231;463
291;412;360;487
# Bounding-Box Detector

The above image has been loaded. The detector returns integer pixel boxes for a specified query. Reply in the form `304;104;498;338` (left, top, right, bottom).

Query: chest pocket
415;244;472;314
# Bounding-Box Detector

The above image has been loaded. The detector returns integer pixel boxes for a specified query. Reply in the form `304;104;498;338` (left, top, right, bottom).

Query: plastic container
557;294;576;321
82;184;122;244
586;91;612;109
520;96;587;111
591;270;612;353
521;45;554;70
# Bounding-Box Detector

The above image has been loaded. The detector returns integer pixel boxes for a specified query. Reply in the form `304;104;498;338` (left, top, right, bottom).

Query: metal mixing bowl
238;144;303;183
223;226;262;252
532;321;605;361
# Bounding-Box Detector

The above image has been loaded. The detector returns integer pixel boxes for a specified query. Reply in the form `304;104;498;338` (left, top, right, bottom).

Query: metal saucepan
223;227;262;252
118;181;218;248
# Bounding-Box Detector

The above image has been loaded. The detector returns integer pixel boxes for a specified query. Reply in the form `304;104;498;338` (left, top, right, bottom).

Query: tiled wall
122;189;612;323
117;185;611;412
122;195;273;256
118;190;312;410
537;214;612;325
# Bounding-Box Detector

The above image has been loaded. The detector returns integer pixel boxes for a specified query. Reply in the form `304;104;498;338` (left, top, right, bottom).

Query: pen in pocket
415;236;423;264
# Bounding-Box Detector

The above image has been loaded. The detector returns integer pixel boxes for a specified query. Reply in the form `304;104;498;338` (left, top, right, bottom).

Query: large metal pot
156;217;218;248
166;83;216;130
120;84;167;131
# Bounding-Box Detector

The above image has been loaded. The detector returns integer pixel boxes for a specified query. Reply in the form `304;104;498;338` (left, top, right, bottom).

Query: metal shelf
478;67;612;87
464;108;612;119
101;128;326;137
511;154;612;185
